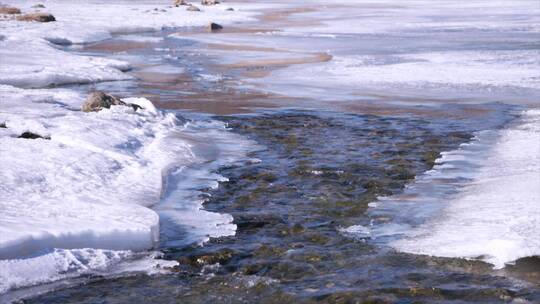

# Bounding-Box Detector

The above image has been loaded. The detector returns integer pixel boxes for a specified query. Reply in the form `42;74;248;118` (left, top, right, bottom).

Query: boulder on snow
82;91;143;112
209;22;223;31
17;12;56;22
82;91;126;112
0;6;21;14
32;4;46;8
187;5;201;11
201;0;219;5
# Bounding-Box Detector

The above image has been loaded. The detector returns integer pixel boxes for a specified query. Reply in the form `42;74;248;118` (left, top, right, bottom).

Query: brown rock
186;5;200;11
82;91;143;112
208;22;223;31
82;91;126;112
17;12;56;22
201;0;219;5
174;0;188;6
0;6;21;14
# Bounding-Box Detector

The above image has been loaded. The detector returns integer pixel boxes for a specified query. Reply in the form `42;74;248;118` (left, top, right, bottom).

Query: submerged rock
201;0;220;5
187;5;200;11
17;12;56;22
178;248;236;267
0;6;21;14
209;22;223;31
18;131;50;140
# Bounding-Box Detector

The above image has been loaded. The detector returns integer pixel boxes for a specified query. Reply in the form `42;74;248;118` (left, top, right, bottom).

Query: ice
183;0;540;104
0;248;177;298
366;109;540;269
0;37;132;88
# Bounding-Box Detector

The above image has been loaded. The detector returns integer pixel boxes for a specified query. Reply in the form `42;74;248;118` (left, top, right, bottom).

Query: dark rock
209;22;223;31
18;131;50;140
32;4;46;8
0;6;21;14
186;5;200;11
201;0;219;5
0;122;6;128
226;7;234;11
17;13;55;22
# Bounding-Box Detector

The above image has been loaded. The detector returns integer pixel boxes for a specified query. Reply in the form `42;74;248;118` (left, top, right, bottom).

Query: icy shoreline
363;108;540;269
0;0;262;295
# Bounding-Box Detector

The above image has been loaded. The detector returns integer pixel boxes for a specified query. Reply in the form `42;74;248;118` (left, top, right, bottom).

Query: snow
364;109;540;269
0;0;259;45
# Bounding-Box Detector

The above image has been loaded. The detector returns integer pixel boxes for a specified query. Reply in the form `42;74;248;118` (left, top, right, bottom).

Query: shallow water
26;109;540;303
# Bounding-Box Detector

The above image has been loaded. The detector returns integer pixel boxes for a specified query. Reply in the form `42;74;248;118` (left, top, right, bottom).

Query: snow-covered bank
0;85;185;260
362;109;540;269
0;0;262;296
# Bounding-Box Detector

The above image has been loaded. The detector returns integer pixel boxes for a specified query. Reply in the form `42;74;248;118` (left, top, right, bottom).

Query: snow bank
364;109;540;269
0;85;191;259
